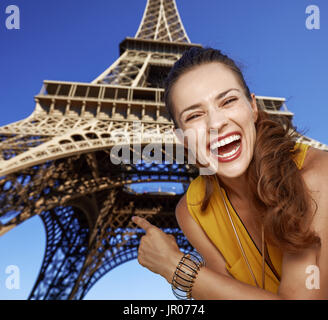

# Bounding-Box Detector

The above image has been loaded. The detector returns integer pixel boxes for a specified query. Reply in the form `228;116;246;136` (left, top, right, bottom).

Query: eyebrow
179;88;240;121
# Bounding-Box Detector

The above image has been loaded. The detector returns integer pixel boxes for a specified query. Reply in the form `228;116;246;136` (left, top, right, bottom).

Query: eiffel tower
0;0;327;300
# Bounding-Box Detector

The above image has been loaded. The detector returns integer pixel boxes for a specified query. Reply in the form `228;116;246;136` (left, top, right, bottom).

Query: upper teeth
210;134;241;150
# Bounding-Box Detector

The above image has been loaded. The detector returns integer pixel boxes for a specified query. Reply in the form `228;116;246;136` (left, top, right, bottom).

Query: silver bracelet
171;251;205;300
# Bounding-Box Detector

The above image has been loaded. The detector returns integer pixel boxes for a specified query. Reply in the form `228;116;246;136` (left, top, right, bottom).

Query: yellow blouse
186;142;309;294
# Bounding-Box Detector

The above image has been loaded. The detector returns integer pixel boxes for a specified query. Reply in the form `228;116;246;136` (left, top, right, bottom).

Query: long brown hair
164;47;320;253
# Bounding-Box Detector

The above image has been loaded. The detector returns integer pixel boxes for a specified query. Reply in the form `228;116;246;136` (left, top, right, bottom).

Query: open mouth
210;133;242;161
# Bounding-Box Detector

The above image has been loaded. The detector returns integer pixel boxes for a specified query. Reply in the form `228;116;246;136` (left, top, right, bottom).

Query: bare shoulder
175;193;188;223
301;146;328;234
303;145;328;167
302;146;328;189
176;193;187;211
278;147;328;299
175;193;198;231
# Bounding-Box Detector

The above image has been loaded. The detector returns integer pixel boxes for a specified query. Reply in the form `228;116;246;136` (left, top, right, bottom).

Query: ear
250;93;258;122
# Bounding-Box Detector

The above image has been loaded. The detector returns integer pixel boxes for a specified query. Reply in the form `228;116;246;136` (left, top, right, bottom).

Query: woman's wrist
163;251;184;283
170;251;206;299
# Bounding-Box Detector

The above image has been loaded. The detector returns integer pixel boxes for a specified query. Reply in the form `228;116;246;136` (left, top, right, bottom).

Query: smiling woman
131;47;328;300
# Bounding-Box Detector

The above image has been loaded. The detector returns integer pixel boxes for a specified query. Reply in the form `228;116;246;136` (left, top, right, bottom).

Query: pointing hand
131;216;183;283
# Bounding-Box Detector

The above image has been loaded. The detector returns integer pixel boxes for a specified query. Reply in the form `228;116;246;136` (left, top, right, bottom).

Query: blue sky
0;0;327;300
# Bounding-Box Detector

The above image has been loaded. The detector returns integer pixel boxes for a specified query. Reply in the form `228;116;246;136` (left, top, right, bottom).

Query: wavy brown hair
164;47;320;253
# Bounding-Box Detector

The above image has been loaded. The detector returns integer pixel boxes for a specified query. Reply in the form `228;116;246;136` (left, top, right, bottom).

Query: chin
215;156;251;179
217;167;247;179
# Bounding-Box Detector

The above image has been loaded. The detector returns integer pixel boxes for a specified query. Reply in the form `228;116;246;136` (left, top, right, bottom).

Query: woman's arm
174;194;232;278
132;213;281;299
174;195;281;300
132;150;328;299
133;209;326;300
175;188;326;299
276;147;328;300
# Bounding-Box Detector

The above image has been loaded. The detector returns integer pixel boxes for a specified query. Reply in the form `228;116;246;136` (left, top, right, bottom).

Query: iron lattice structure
0;0;327;300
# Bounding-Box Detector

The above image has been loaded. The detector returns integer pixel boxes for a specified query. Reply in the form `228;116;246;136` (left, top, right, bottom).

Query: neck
216;172;251;203
215;169;264;228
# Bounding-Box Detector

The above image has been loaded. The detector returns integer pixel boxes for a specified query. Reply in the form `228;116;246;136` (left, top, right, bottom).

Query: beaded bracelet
171;251;205;300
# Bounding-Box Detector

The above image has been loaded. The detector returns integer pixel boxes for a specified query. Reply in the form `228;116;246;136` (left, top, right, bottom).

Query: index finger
131;216;153;232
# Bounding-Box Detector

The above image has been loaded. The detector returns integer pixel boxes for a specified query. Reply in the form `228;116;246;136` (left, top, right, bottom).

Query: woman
131;47;328;300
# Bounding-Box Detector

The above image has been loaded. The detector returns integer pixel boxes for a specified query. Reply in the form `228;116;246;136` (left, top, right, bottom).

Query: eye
223;97;238;106
185;113;202;122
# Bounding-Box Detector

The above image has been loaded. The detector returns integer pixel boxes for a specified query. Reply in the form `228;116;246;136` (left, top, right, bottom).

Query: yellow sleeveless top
186;142;309;294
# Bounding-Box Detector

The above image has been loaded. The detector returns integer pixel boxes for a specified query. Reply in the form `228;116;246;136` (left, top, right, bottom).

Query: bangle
171;251;205;300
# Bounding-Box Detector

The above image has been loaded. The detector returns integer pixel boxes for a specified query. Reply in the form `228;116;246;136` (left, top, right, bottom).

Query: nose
206;107;228;134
